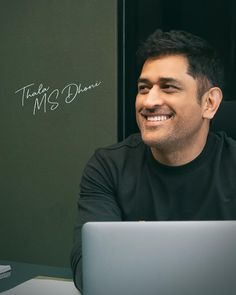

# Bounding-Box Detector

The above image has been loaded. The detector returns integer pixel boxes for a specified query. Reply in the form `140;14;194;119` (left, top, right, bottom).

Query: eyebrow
137;77;183;87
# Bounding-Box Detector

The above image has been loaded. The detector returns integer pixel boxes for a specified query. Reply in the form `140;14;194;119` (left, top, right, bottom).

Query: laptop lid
82;221;236;295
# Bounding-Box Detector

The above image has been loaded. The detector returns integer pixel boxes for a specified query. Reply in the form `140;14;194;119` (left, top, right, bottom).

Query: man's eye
138;85;150;93
162;84;178;92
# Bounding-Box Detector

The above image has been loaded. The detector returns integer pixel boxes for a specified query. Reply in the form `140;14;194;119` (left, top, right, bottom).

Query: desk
0;260;80;294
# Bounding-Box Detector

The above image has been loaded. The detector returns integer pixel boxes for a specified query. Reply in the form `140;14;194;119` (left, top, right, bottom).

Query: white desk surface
1;277;81;295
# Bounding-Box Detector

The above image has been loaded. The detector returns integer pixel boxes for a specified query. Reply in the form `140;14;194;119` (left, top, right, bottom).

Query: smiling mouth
146;115;172;121
141;114;174;122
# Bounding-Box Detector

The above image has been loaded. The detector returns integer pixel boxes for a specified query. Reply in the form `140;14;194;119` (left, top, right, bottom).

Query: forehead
140;55;193;82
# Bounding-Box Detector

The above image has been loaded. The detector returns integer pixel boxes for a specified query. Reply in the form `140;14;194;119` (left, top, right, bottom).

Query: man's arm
71;149;122;291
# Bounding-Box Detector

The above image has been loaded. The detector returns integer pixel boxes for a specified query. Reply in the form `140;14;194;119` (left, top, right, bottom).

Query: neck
150;131;209;166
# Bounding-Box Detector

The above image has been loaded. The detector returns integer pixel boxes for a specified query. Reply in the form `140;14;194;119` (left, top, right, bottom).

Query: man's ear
202;87;223;119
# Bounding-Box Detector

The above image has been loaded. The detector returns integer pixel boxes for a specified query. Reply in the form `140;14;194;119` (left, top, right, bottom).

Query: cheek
135;94;144;110
135;96;140;111
180;106;204;127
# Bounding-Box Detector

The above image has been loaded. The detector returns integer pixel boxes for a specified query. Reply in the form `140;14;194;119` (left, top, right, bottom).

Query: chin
140;130;173;150
140;132;161;147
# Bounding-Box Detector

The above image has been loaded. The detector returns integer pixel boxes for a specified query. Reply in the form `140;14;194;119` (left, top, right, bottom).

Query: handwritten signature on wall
15;81;102;115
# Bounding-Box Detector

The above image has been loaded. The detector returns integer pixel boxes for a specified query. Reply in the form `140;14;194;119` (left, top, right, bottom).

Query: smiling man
136;54;221;165
71;30;236;292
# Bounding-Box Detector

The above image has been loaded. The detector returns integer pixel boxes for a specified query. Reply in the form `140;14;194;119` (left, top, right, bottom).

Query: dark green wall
0;0;118;267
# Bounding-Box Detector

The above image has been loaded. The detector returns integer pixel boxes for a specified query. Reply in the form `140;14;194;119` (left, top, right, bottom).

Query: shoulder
210;132;236;199
95;133;145;158
86;133;147;172
212;131;236;149
82;133;147;184
210;132;236;167
99;133;143;150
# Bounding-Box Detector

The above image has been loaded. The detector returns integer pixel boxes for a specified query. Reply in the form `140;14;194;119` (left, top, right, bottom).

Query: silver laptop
82;221;236;295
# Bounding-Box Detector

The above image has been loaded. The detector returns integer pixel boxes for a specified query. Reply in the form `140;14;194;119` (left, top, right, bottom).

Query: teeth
147;115;169;121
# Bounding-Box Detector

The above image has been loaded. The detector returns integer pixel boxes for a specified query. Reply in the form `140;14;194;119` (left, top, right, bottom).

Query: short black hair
137;29;224;101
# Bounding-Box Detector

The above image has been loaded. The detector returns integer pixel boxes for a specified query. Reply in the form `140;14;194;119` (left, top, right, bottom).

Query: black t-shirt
71;131;236;290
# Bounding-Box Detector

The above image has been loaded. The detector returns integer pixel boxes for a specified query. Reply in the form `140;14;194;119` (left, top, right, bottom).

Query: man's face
135;55;208;151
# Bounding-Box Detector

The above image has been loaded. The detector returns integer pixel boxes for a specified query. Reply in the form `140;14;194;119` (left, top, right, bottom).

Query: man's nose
143;85;164;108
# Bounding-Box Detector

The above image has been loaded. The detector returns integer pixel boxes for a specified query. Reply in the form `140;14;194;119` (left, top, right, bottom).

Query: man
71;29;236;291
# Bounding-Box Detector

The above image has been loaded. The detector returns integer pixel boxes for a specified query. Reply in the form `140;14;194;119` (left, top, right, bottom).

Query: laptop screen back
82;221;236;295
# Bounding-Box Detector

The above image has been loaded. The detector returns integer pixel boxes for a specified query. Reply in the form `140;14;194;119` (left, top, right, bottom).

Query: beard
141;129;180;152
139;118;206;154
